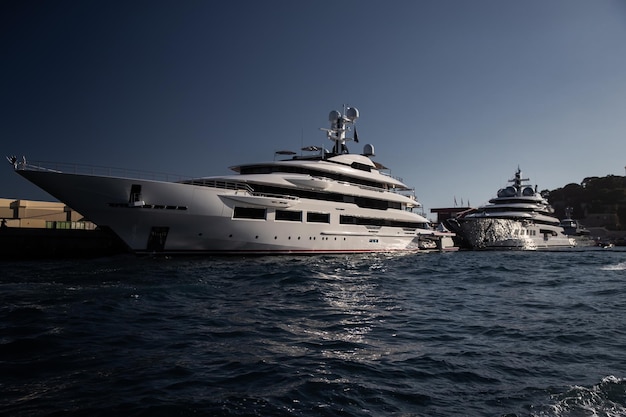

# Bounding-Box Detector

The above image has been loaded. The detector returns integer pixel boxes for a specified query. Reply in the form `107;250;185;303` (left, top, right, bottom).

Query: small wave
533;375;626;417
601;262;626;271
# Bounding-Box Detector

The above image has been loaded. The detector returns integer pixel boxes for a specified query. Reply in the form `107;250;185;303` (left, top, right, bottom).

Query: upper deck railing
18;160;410;199
20;160;194;183
19;160;255;193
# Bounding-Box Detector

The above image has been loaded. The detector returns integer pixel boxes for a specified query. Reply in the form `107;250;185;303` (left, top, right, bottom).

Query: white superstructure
454;168;575;250
12;107;454;255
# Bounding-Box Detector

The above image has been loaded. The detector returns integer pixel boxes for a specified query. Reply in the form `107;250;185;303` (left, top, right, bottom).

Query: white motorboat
11;107;456;255
559;207;594;247
452;168;575;250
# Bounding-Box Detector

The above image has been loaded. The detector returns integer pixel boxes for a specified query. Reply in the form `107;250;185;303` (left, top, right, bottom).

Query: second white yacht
452;168;575;250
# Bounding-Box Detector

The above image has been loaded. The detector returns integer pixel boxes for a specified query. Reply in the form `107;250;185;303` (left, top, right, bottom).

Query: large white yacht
11;107;454;255
452;168;575;250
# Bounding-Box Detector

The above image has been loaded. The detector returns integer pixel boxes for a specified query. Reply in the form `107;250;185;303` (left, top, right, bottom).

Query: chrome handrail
18;160;259;193
19;160;190;182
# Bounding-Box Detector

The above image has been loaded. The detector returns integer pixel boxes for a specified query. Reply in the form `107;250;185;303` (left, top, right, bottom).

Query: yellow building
0;198;96;230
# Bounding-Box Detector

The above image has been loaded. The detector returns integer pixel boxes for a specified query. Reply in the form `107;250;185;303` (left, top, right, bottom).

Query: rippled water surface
2;249;626;416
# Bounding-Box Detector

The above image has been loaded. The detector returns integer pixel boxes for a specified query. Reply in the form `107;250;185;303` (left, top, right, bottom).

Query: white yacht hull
18;170;433;255
460;217;576;250
13;106;458;255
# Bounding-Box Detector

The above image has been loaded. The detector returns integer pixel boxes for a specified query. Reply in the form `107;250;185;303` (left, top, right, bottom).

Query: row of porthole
227;234;347;241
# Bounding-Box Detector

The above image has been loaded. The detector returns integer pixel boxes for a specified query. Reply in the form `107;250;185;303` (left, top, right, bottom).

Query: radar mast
321;106;359;154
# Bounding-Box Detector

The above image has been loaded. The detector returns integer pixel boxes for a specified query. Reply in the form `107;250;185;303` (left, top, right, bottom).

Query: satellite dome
346;107;359;121
504;186;516;197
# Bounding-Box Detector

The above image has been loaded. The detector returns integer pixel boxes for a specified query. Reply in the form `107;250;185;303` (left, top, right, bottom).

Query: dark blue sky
3;1;626;214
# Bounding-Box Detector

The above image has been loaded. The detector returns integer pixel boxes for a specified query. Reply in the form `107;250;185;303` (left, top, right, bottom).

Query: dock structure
430;206;473;224
0;198;127;259
0;198;93;229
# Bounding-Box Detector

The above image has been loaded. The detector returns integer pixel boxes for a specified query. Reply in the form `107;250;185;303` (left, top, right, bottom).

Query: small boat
559;210;594;247
451;168;575;250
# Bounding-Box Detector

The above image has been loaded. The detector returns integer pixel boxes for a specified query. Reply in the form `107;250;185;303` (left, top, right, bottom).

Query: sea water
1;249;626;416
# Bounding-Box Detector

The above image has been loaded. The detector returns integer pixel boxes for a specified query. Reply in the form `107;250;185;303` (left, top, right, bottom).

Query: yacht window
355;196;391;210
276;210;302;222
340;215;424;228
251;184;400;211
350;161;372;172
129;184;142;203
307;212;330;223
238;164;385;190
233;207;266;220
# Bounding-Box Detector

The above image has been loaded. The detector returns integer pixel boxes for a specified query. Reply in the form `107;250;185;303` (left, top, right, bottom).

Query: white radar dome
346;107;359;121
363;144;375;156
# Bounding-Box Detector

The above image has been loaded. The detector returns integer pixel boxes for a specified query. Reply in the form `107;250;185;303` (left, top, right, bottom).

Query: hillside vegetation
543;175;626;230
